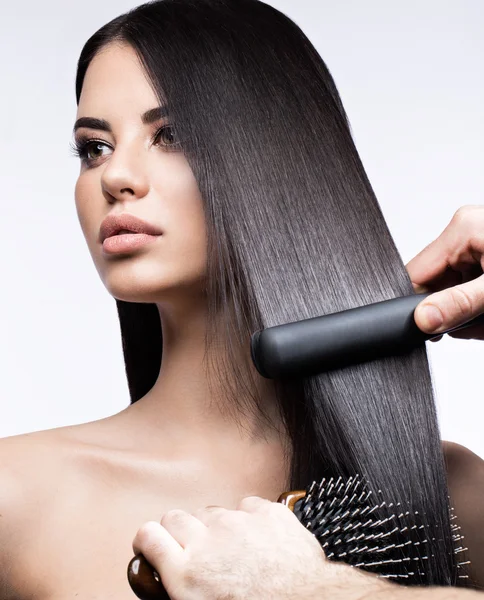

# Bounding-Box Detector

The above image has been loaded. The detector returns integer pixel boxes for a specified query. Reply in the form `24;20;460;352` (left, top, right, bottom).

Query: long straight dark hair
75;0;463;586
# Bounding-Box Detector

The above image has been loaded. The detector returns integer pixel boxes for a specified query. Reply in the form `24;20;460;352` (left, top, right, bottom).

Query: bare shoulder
0;428;81;599
0;428;70;502
443;440;484;479
442;440;484;589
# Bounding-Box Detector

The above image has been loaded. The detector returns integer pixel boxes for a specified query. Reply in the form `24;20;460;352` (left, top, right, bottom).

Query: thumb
132;521;185;593
414;274;484;334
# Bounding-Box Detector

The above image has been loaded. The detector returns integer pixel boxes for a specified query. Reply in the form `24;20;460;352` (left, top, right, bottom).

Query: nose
101;143;150;204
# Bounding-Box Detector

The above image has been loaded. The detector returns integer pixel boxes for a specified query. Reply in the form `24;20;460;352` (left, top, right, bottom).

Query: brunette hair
75;0;462;585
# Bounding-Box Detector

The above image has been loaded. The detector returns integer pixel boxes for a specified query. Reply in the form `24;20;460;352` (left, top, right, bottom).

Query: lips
99;213;163;243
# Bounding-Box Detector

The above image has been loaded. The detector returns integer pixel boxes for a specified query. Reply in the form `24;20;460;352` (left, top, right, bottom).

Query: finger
411;282;432;294
132;521;184;585
405;227;455;287
236;495;276;514
160;509;207;548
411;267;468;293
405;207;484;287
236;497;301;529
192;505;228;526
414;274;484;334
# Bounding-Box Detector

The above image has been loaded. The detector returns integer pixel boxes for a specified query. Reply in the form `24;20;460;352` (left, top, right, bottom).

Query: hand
131;496;384;600
405;205;484;342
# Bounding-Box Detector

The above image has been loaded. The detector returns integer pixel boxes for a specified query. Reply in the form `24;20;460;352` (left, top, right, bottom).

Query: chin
102;267;205;306
98;261;171;303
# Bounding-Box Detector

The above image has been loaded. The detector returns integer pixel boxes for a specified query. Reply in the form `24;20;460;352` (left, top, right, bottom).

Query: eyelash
69;124;181;166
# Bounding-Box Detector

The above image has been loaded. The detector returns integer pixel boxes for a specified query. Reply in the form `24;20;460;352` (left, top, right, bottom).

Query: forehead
77;42;158;120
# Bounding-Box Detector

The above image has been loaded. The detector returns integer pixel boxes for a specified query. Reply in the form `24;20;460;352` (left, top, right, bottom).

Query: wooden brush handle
127;553;170;600
277;490;306;510
127;490;307;600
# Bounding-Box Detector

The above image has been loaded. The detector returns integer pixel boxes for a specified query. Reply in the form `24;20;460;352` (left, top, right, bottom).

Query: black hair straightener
251;292;484;379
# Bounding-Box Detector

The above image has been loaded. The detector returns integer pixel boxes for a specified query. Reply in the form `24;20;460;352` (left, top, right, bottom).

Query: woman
0;1;482;598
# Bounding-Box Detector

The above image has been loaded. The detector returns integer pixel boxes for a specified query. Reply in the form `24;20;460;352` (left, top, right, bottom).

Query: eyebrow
72;105;169;134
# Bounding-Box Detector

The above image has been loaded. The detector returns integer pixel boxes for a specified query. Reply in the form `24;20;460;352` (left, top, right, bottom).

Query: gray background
1;1;482;456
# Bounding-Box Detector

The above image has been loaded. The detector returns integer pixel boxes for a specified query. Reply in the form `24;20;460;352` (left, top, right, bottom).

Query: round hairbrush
127;475;470;599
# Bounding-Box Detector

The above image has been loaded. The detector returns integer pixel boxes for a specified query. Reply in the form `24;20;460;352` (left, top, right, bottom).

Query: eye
153;124;181;149
69;138;113;165
85;142;112;161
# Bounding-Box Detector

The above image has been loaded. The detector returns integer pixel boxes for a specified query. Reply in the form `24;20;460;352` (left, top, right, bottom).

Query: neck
116;295;288;451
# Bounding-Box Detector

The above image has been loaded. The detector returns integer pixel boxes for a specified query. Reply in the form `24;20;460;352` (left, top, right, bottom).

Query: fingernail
420;305;444;332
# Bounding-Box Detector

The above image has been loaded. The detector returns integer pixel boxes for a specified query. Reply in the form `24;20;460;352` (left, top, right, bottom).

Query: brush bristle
293;475;469;583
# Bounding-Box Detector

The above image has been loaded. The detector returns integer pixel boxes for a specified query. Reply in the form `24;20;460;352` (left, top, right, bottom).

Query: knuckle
134;523;152;546
161;508;187;526
143;538;164;555
451;287;475;317
134;522;164;553
237;496;268;511
452;205;481;227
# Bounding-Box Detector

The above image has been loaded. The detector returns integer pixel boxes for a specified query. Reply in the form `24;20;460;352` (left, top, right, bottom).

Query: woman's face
74;42;207;305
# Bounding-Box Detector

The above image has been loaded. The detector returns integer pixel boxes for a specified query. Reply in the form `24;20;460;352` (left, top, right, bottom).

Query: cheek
159;167;208;260
75;175;100;245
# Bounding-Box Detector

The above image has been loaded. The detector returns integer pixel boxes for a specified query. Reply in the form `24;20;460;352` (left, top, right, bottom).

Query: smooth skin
0;42;482;599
